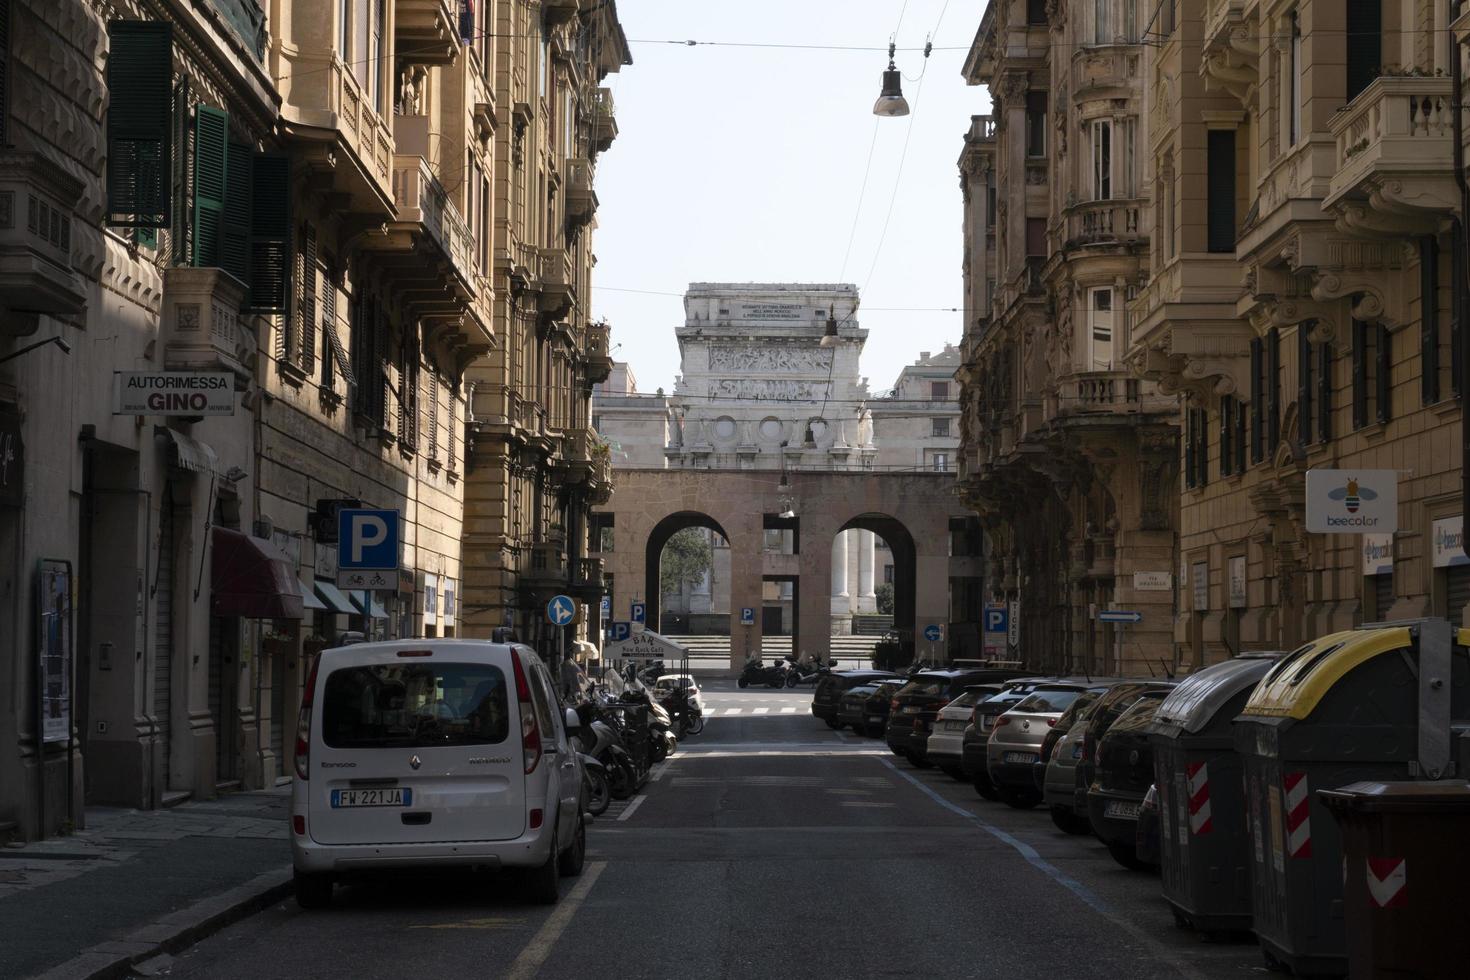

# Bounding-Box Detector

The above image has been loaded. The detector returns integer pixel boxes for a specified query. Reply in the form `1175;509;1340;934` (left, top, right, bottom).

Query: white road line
752;707;769;715
723;708;743;716
648;761;670;783
616;795;647;822
503;861;607;980
780;707;797;714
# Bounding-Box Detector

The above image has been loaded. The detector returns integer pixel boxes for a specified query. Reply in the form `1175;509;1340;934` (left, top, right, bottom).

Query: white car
925;690;986;778
653;673;704;713
290;640;588;908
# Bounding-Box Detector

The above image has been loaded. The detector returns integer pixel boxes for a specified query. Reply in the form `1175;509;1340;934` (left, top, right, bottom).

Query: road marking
880;760;1209;980
648;760;671;783
616;795;646;822
752;707;769;715
780;707;797;714
412;916;523;931
825;788;872;796
503;861;607;980
723;708;743;716
840;801;895;808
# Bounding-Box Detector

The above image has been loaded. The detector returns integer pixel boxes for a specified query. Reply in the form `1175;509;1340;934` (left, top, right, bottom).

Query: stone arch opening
645;511;730;636
836;513;917;667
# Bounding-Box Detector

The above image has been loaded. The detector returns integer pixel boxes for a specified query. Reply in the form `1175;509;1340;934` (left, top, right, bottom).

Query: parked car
1087;692;1171;871
886;669;1028;766
1042;685;1146;834
959;685;1006;799
1135;783;1162;868
1033;690;1102;794
925;690;990;779
291;640;588;908
836;677;909;736
985;684;1092;808
971;677;1071;738
653;674;704;714
1072;680;1178;819
812;670;899;728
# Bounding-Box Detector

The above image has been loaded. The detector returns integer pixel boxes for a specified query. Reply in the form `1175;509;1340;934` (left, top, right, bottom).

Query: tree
660;527;713;597
874;582;895;615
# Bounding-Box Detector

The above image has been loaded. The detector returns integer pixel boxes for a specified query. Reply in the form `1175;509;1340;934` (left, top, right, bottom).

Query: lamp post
872;41;910;117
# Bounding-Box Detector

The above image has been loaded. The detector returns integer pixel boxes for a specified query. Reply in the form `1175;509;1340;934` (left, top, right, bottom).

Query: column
857;530;877;613
830;531;852;634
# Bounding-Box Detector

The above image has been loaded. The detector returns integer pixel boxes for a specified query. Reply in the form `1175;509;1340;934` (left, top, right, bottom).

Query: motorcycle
738;658;788;689
579;753;610;816
575;701;640;800
659;685;704;738
625;684;679;762
783;655;833;688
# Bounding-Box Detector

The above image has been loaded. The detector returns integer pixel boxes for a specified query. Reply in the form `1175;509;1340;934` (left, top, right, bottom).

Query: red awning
211;527;305;620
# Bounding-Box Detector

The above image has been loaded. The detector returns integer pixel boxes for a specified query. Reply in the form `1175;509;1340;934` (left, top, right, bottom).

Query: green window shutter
191;105;227;267
107;20;173;226
221;143;251;290
298;224;317;374
248;153;290;312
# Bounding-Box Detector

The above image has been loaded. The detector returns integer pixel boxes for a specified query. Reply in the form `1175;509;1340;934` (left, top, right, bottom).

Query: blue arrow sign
1097;610;1143;624
924;624;943;642
546;594;576;626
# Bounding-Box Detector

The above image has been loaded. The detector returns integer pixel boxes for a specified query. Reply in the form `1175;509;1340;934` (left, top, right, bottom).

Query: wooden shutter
191;106;228;267
107;20;172;226
248;153;290;312
1206;129;1236;253
448;383;458;471
1375;324;1391;423
1183;407;1196;489
297;224;317;373
1234;393;1247;473
1352;318;1368;429
1298;326;1314;443
1316;339;1332;443
1220;397;1235;477
1421;236;1439;405
1346;0;1381;102
427;370;439;461
1267;328;1282;450
1250;337;1264;463
222;143;251;289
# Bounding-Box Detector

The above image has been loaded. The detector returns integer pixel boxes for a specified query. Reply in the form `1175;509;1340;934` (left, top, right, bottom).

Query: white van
290;640;587;907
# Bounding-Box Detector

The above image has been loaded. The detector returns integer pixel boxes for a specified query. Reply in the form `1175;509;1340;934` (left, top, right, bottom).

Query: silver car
1043;694;1108;834
985;684;1091;807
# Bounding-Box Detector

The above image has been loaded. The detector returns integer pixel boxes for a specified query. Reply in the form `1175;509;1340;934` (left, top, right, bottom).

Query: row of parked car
810;626;1470;978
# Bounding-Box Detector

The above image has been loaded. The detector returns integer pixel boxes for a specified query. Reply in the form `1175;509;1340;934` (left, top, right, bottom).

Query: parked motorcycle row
738;653;835;689
570;663;705;816
812;621;1470;978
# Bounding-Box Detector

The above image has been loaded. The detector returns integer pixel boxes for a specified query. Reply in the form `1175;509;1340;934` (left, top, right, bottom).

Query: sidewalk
0;788;292;980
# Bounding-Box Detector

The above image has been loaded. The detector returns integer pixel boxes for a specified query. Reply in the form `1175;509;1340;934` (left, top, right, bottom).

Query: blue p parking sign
984;604;1009;634
336;509;400;589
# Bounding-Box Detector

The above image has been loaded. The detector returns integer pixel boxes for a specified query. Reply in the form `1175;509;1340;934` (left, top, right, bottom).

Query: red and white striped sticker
1186;761;1213;835
1366;857;1407;908
1284;771;1312;859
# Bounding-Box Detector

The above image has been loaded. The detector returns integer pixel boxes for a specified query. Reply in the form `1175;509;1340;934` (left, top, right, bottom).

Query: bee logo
1328;478;1378;514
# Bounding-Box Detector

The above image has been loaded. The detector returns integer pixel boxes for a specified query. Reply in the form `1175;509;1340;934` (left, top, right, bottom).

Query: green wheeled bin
1149;652;1284;936
1233;620;1470;976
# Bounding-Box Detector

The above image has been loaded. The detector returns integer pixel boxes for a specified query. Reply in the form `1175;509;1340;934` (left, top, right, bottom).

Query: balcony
0;152;85;332
162;267;252;385
584;320;613;383
591;88;618;152
1071;44;1140;98
522;542;568;587
1200;0;1257;107
572;557;605;594
395;0;460;65
391;155;477;289
1050;371;1142;420
278;50;394;215
1325;76;1457;236
544;0;582;25
537;247;575;318
565;158;597;226
1059;199;1143;248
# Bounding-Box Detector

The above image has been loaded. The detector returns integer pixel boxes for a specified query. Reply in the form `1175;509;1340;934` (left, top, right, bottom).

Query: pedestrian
560;652;586;700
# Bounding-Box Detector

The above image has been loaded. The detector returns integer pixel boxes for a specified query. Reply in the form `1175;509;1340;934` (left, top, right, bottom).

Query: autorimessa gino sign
1305;469;1397;534
115;372;234;416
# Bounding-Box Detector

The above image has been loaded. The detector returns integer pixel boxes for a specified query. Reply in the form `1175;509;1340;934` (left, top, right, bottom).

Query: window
1421;236;1440;405
1094;0;1113;44
1207;129;1237;253
1220;395;1246;476
1025;91;1047;158
1299;325;1332;445
1121;118;1136;197
447;382;459;471
321;664;509;748
351;288;388;425
1161;0;1176;36
372;0;386;112
1289;12;1302;145
1090;288;1114;370
352;0;370;90
1267;328;1282;450
424;573;438;617
1346;0;1381;102
426;370;440;461
931;418;951;437
1027;0;1048;25
1352;318;1392;428
321;263;354;391
592;512;615;553
883;564;895;585
1250;332;1281;463
339;0;350;57
191;106;228;268
1184;407;1208;489
1026;217;1047;257
106;21;172;228
931;381;950;400
932;453;950;471
1091;120;1112;200
985;184;996;229
398;324;420;451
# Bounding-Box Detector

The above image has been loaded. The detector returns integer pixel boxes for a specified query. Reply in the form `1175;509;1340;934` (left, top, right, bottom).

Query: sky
590;0;991;396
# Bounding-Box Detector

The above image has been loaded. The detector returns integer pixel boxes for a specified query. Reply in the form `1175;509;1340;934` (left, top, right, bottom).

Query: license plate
1105;800;1140;821
945;720;967;732
1003;751;1036;764
1071;744;1083;759
331;788;411;808
900;705;921;714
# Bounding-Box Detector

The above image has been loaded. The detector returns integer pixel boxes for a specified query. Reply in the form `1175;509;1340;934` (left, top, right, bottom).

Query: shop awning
211;527;304;619
313;580;358;615
351;591;389;620
155;426;219;475
299;579;326;611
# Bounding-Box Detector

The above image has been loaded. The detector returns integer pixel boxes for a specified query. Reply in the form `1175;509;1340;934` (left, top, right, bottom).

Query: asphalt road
153;681;1266;980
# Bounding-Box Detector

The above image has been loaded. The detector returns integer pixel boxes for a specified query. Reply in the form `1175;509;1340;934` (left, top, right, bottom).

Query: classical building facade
1;0;628;843
955;0;1178;675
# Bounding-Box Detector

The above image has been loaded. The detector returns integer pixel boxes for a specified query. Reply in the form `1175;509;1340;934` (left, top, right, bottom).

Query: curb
32;866;294;980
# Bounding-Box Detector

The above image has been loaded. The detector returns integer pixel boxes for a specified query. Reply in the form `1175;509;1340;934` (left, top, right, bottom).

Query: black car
811;670;899;728
1073;680;1178;816
885;669;1027;766
836;677;908;736
1087;693;1170;871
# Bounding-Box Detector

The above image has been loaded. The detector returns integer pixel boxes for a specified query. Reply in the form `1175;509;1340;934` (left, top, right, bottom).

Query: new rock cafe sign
115;372;234;416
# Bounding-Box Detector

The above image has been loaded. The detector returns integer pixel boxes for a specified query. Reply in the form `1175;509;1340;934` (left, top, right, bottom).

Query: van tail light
1047;718;1057;726
293;815;306;836
294;655;321;781
529;808;544;830
890;699;900;712
511;649;542;775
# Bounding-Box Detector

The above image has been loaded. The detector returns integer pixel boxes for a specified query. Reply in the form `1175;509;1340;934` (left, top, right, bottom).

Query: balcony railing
966;114;995;142
572;557;604;591
591;88;618;151
392;155;477;288
1049;370;1145;421
584;320;613;383
1326;76;1457;231
565;157;596;223
162;267;252;383
1061;199;1143;246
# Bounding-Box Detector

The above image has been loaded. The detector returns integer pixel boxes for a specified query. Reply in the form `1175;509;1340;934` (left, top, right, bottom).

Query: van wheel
294;870;334;910
526;829;561;905
558;814;586;877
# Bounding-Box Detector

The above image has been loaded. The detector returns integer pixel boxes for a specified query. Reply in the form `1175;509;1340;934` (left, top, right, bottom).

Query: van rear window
321;663;510;748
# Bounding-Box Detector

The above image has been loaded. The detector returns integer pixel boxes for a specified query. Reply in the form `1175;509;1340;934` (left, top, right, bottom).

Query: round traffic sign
924;624;943;642
546;594;576;626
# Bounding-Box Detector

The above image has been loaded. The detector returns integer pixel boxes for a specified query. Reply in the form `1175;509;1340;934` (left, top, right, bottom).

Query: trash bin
1234;620;1470;976
1149;652;1284;935
1318;780;1470;980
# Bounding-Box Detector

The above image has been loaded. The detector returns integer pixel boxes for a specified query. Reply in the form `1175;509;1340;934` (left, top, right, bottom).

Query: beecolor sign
1305;469;1397;533
116;372;234;416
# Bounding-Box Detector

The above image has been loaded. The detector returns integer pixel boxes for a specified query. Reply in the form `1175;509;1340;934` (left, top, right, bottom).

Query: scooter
783;655;833;687
580;753;610;816
738;658;788;689
576;701;639;800
659;685;704;737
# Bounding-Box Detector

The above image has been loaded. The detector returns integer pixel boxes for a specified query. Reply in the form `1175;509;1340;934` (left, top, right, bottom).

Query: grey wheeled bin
1233;620;1470;976
1149;652;1283;936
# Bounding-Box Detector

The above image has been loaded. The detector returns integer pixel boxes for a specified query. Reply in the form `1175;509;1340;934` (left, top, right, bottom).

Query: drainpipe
1455;13;1470;557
